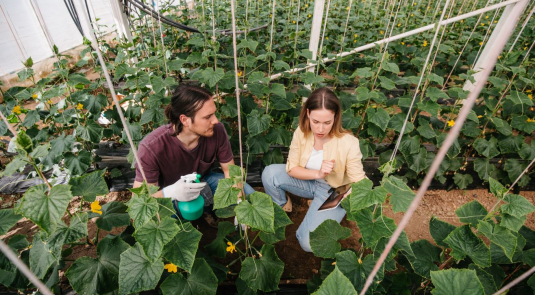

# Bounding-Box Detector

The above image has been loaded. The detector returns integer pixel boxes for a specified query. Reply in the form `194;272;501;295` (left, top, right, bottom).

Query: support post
111;0;135;43
463;0;529;92
308;0;325;69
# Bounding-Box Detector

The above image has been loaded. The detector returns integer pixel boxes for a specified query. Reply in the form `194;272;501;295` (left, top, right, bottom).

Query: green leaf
477;220;516;261
473;158;497;182
407;148;429;173
367;108;390;131
213;178;241;209
263;148;284;165
133;217;180;261
47;213;88;259
64;150;92;176
75;120;103;143
426;87;449;101
91;201;130;231
519;141;535;160
266;127;292;146
270;83;286;99
21;111;40;128
453;173;473;190
118;243;164;295
301;72;325;85
162;222;202;273
259;226;287;244
455;200;488;226
489;117;512;136
388;113;414;135
378;76;396;90
16;184;72;234
140;108;165;125
382;62;400;74
50;133;75;155
498;135;524;154
429;217;456;248
127;193;159;228
335;251;384;292
273;60;290;71
69;170;108;202
354;208;394;248
501;194;535;217
383;176;415;213
310;220;351;258
511;115;535;133
488;178;508;199
399;135;420;156
444;225;491;267
499;213;527;232
405;239;441;279
246;109;271;136
160;258;218;295
235;192;275;233
473;138;500;159
66;236;130;295
468;264;498;295
202;68;225;88
0;156;27;177
427;73;444;86
505;91;533;106
29;232;55;279
0;209;22;235
30;143;50;159
313;267;358;295
352;67;374;78
240;244;284;292
346;179;387;214
15;130;33;153
204;221;236;258
82;94;108;115
430;269;485;295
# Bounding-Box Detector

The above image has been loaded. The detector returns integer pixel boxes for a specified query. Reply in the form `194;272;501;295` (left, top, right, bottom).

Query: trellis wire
389;0;451;163
335;0;353;73
360;1;529;293
0;240;53;295
493;266;535;295
471;2;504;70
76;0;148;183
154;0;169;76
508;4;535;52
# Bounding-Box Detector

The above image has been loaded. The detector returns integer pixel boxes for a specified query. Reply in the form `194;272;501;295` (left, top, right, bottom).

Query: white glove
163;178;206;202
234;199;247;231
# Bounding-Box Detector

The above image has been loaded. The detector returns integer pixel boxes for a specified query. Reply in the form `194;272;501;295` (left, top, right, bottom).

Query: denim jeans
261;164;347;252
172;171;255;219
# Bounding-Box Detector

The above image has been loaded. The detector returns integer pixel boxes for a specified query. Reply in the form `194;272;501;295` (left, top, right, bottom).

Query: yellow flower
380;30;384;35
461;20;464;23
91;200;102;215
526;90;532;93
47;100;53;104
371;105;377;108
346;6;350;10
524;47;528;50
498;55;502;59
325;37;328;40
481;23;485;26
411;14;414;17
397;23;401;27
305;4;308;7
13;105;21;115
423;40;428;47
28;245;32;249
479;42;483;46
401;42;405;45
354;40;357;43
164;263;178;273
226;242;236;253
494;20;497;23
413;2;416;5
485;15;489;19
447;120;455;127
293;21;296;24
308;14;311;18
76;103;83;110
528;94;533;100
32;94;38;99
354;34;358;38
358;258;362;264
237;70;243;77
477;115;483;118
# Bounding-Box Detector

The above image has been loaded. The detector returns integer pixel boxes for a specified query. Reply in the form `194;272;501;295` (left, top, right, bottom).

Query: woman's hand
317;159;335;179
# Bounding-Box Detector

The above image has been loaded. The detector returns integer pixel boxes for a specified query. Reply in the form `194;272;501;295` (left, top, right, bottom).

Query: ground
1;187;534;289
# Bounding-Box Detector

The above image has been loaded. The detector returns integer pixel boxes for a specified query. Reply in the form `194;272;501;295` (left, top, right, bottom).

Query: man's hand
163;178;207;202
317;159;335;179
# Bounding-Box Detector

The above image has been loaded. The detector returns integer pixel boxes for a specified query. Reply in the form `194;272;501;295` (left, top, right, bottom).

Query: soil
2;187;534;290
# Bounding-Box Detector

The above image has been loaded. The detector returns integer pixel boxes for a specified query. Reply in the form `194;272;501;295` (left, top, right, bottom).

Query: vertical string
314;0;331;75
154;0;169;76
508;5;535;52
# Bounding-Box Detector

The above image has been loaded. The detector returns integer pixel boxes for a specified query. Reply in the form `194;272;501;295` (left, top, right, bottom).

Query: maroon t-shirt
134;123;233;188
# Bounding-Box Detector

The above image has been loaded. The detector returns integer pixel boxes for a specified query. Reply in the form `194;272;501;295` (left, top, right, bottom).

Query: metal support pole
111;0;135;44
463;0;528;92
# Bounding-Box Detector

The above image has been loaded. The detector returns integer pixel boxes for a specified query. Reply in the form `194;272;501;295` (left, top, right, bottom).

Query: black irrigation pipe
63;0;84;37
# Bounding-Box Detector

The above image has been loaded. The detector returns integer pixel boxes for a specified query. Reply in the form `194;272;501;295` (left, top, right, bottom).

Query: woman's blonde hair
298;87;348;137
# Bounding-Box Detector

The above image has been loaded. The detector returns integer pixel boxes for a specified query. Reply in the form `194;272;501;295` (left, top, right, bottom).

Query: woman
262;87;366;252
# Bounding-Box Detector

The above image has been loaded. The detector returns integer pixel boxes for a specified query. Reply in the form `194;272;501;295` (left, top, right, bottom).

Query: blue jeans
261;164;346;252
173;171;255;219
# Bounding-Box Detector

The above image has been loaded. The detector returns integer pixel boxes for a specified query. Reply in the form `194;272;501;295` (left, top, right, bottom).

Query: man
133;84;253;223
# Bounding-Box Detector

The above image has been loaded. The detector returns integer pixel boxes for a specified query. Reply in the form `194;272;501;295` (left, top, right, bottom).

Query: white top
305;148;328;182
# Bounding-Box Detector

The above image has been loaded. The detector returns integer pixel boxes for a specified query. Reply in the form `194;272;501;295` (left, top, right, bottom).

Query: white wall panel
34;0;83;53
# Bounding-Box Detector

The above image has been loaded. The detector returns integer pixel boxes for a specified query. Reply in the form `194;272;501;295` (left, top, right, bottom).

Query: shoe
282;194;292;212
202;212;219;228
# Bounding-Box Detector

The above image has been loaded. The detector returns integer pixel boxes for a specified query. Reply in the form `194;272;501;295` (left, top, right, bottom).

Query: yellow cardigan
286;127;367;188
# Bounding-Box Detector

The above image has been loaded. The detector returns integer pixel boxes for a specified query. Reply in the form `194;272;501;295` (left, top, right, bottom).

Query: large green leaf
335;251;384;292
354;208;397;249
246;109;271;136
47;213;88;259
213;178;241;209
162;222;202;273
240;244;284;292
473;158;497;182
346;179;387;214
202;68;225;88
429;217;456;248
235;192;275;233
468;264;498;295
204;221;236;258
75;120;103;143
29;232;55;279
367;108;390;131
0;209;22;235
383;176;415;213
16;184;72;234
69;170;109;202
503;159;528;183
444;225;491;267
266;127;292;146
499;213;527;232
310;220;351;258
477;220;516;261
66;236;129;295
133;217;180;261
501;194;535;217
407;148;429;173
263;148;284;165
455;200;488;226
118;243;164;295
519;141;535;160
473;138;500;159
488;178;508;199
160;258;218;295
0;156;27;177
406;240;441;279
430;269;485;295
90;201;131;231
453;173;473;189
64;150;92;176
127;193;159;228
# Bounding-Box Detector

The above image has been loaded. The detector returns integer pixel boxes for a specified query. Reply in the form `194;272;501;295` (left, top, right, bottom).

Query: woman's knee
261;164;285;185
296;226;313;252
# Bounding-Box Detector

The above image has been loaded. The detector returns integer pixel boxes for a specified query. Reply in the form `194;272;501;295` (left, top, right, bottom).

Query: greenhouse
0;0;534;294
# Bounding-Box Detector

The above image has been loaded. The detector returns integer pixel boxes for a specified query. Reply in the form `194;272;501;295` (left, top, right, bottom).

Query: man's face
188;98;219;137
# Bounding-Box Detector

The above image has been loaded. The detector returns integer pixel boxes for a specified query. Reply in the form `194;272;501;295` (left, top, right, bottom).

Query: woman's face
307;108;335;139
